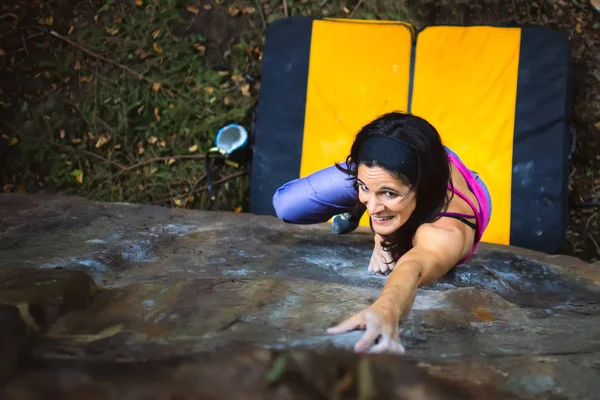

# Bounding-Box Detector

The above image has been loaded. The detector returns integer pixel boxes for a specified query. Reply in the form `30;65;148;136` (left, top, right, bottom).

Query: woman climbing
272;111;493;354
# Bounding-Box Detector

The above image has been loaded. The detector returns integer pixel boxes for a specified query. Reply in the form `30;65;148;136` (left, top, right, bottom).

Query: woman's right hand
368;235;395;273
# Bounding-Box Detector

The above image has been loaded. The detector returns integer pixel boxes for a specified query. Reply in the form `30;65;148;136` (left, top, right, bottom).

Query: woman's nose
365;195;384;215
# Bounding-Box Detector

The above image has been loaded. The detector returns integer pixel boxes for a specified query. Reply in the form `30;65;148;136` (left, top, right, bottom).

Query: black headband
357;135;419;183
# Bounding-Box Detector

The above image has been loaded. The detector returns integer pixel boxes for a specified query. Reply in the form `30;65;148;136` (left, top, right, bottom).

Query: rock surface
1;193;599;399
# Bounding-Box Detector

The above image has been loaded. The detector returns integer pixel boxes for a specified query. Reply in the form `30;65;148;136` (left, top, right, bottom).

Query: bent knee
272;184;303;223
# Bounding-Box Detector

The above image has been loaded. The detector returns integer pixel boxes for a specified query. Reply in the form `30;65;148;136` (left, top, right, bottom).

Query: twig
111;153;216;180
283;0;288;17
54;142;126;170
21;33;29;56
185;172;207;204
254;0;267;29
511;0;519;20
145;0;158;47
66;100;115;135
49;30;145;81
154;170;247;205
348;0;365;18
588;233;600;256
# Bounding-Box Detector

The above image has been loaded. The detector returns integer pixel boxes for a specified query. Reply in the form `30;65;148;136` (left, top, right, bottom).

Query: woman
272;112;492;354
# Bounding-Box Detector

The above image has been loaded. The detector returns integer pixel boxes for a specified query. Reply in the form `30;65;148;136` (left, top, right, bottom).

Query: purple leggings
272;163;361;224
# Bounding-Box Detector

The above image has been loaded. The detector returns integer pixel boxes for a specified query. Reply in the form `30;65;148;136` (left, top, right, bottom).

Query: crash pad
249;17;571;254
0;193;599;399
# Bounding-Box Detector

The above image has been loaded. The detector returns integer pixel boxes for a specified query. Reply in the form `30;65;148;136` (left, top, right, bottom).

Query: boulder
0;193;599;399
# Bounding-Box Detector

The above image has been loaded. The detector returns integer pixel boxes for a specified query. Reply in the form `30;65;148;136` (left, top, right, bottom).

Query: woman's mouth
372;215;394;224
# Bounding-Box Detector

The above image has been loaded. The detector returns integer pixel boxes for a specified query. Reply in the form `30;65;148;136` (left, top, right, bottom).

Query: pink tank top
439;154;492;263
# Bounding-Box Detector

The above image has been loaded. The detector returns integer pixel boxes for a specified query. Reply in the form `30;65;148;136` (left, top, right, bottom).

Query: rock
1;193;600;399
0;267;97;383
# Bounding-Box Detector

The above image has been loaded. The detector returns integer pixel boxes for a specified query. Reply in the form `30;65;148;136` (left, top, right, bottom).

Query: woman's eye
359;184;368;192
384;191;398;198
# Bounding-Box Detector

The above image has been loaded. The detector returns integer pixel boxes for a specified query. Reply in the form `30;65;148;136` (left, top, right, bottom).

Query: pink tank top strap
445;153;492;263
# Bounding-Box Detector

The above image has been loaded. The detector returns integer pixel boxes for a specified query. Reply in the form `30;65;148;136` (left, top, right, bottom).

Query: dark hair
336;111;452;261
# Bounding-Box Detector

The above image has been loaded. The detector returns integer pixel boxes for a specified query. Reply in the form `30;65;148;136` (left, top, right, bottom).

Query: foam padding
250;17;414;229
411;26;571;253
250;17;571;254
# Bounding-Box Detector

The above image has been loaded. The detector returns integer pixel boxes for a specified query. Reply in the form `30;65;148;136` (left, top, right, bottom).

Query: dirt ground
0;0;598;261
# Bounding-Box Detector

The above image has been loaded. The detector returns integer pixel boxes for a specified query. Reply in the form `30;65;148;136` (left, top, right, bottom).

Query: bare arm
327;222;470;354
377;223;468;319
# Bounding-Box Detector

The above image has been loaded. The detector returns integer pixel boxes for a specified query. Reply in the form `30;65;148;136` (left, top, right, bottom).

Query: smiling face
356;164;417;236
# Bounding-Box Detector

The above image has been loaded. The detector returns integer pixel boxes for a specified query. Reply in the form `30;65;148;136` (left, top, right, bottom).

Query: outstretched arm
327;222;469;353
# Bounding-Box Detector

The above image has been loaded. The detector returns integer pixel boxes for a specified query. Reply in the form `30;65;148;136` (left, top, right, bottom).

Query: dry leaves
194;44;206;55
187;5;199;14
189;144;198;152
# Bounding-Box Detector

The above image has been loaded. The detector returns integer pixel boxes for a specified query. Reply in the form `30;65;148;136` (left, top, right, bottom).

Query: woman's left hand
326;301;405;354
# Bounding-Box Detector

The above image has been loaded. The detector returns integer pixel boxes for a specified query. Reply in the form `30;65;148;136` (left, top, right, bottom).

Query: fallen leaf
148;136;158;144
45;16;54;26
68;25;75;34
80;76;89;82
138;184;144;191
153;43;163;53
224;96;231;105
174;198;183;206
217;71;229;76
187;5;199;14
137;105;145;114
74;61;81;70
228;5;240;16
154;107;160;122
189;144;198;152
204;87;215;94
234;206;242;212
241;83;250;96
60;129;65;139
243;6;256;14
169;104;174;109
194;44;206;55
71;169;83;184
150;167;157;175
576;23;582;33
87;131;95;139
95;135;110;148
153;82;161;92
113;144;121;150
135;0;143;5
152;29;161;39
138;146;145;155
168;158;176;166
158;140;166;148
94;14;98;22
